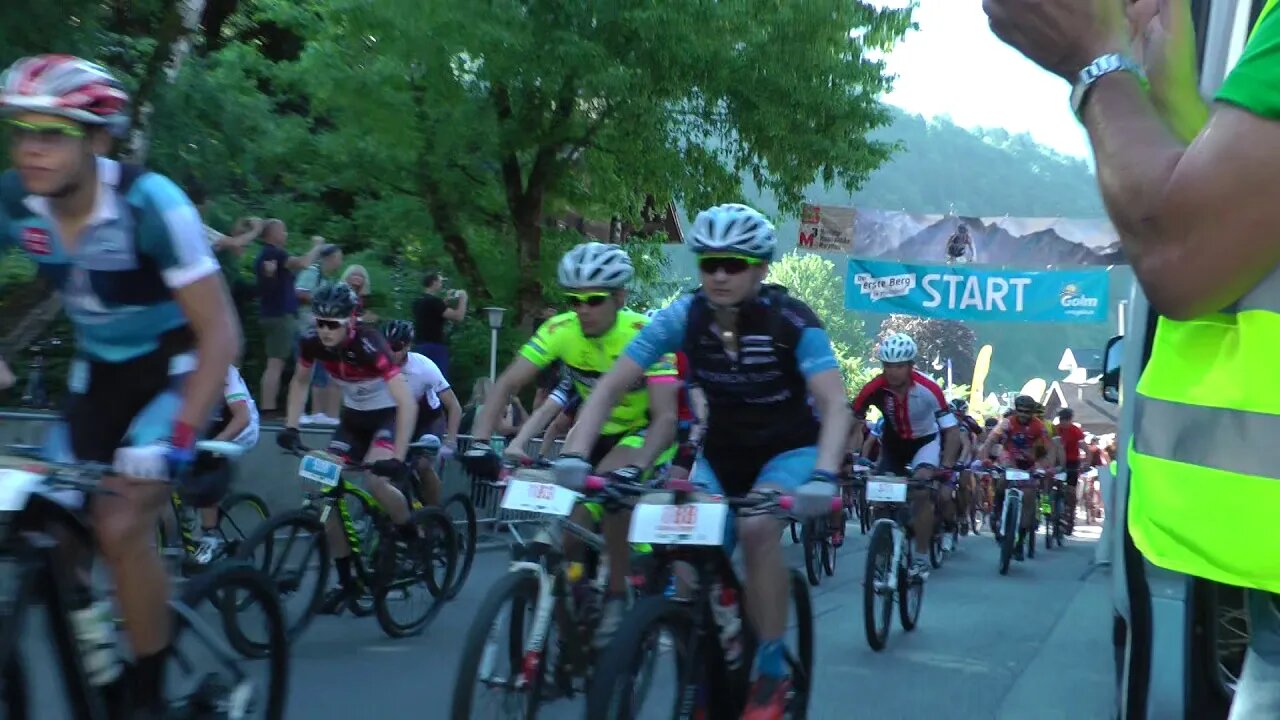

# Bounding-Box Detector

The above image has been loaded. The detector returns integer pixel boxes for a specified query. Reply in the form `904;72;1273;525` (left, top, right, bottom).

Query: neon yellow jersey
519;309;677;435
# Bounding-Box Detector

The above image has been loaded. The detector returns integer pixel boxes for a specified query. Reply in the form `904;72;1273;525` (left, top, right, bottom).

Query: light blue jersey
0;158;217;362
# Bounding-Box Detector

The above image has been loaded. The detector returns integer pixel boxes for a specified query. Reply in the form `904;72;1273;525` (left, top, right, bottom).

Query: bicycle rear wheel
862;522;895;651
170;561;287;720
217;493;271;558
375;507;457;638
801;522;822;587
231;508;329;654
441;492;477;599
898;551;924;631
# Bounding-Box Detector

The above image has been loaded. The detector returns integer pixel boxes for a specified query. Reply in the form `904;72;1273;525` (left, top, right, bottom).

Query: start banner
845;258;1110;323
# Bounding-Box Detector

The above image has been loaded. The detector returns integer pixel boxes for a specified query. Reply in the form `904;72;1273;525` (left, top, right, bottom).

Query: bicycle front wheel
232;508;329;653
863;521;895;651
586;595;697;720
449;569;543;720
374;507;457;638
170;561;288;720
786;568;815;717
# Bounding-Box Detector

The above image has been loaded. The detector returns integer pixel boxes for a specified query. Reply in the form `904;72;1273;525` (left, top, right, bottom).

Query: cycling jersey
208;366;260;449
401;351;450;410
851;371;956;441
0;159;216;363
520;309;677;436
990;415;1049;469
626;287;839;496
298;326;401;411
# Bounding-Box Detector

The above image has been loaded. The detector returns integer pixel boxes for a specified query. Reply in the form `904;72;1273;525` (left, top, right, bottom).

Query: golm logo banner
844;258;1109;323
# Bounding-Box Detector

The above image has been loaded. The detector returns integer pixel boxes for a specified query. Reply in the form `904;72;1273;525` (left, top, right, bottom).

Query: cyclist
849;333;962;572
192;364;261;564
555;203;851;719
945;223;975;264
463;241;680;648
0;55;240;715
382;319;461;507
977;394;1052;560
645;307;704;481
276;283;420;612
950;397;983;535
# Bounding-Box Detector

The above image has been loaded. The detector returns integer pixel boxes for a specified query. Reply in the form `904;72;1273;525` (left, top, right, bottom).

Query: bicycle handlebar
578;476;841;518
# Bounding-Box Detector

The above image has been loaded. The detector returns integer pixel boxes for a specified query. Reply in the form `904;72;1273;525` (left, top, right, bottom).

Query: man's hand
984;0;1130;80
1127;0;1203;130
311;235;325;248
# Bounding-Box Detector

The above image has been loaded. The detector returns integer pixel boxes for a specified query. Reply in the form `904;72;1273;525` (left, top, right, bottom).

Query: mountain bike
994;467;1040;575
233;441;457;651
1040;472;1068;549
800;510;837;586
859;467;934;651
395;436;478;600
0;441;287;719
585;477;838;720
449;461;666;719
157;487;270;574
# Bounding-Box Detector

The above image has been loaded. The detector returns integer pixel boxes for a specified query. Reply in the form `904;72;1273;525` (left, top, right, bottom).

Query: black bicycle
800;511;837;587
233;441;457;650
157;487;270;574
0;441;288;719
1040;471;1068;549
585;477;836;720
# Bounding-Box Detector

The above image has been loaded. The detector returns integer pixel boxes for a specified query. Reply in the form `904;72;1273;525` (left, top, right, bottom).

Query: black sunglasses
565;292;610;308
315;318;345;330
698;255;759;275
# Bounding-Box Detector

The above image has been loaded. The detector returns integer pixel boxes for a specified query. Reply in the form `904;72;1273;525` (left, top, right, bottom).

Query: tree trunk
126;0;207;162
513;218;543;325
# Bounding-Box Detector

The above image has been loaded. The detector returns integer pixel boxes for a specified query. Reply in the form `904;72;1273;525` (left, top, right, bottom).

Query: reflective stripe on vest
1129;268;1280;593
1129;7;1280;589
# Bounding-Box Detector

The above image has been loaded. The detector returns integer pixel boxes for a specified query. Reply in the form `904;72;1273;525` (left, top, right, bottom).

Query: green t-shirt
1216;0;1280;118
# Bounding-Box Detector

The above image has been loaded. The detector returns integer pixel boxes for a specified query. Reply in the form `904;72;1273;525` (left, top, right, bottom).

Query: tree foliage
767;252;875;392
877;314;978;387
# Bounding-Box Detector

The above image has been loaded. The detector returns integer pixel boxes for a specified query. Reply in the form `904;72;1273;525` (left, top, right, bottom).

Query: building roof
1058;347;1104;373
553;196;683;245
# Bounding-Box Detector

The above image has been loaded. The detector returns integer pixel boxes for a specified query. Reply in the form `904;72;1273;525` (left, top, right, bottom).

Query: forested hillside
667;109;1120;391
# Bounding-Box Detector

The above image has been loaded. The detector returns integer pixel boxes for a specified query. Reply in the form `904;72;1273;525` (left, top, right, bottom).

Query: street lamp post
483;307;506;382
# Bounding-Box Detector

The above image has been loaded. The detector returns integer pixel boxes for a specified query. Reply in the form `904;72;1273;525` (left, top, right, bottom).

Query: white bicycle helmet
557;242;634;290
687;203;777;260
0;55;131;136
877;333;918;363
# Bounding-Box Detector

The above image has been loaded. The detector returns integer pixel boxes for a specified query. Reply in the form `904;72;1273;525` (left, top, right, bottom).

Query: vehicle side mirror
1102;335;1123;404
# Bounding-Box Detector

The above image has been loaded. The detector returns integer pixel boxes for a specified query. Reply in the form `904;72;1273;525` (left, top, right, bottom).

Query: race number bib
629;502;728;546
865;480;908;503
500;479;576;517
298;453;342;487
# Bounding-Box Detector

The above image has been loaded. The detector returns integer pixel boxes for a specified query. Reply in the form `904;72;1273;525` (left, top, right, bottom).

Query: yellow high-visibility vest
1128;0;1280;596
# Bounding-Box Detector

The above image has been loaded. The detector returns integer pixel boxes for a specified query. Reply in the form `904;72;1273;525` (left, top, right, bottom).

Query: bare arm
560;356;647;459
505;396;563;458
212;401;251;442
440;388;462;448
285;361;315;429
386;374;417;460
471;357;541;441
285;239;324;272
807;369;853;475
540;411;574;460
1084;73;1280;319
632;379;678;470
442;291;469;322
172;275;241;436
940;425;962;468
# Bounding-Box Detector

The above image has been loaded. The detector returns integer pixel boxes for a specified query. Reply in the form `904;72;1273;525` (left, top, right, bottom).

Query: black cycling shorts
875;433;939;477
57;330;193;463
413;399;446;439
1064;459;1080;485
328;406;397;463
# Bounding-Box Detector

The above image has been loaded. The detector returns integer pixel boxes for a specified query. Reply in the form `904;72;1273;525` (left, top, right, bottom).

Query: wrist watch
1070;53;1145;119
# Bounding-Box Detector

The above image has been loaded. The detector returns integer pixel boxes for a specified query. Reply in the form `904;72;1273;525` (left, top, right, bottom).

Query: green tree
766;252;875;392
877;315;978;386
251;0;912;321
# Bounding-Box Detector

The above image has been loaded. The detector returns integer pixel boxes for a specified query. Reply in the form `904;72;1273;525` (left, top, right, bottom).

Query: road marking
895;650;1001;675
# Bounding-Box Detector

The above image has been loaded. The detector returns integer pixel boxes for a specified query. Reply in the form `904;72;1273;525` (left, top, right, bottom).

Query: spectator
460;377;525;440
185;180;263;327
295;242;344;422
254;219;324;417
340;264;377;323
412;270;467;380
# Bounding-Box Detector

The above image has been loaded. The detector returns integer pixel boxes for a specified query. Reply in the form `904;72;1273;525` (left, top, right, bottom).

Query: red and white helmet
0;55;130;135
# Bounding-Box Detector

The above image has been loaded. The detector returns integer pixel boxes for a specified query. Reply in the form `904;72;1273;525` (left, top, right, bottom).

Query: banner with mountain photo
847;208;1123;266
845;258;1110;323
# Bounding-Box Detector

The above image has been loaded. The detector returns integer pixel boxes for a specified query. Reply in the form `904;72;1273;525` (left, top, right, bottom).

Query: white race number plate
629;502;728;546
865;481;908;503
298;453;342;487
0;470;42;512
500;479;577;517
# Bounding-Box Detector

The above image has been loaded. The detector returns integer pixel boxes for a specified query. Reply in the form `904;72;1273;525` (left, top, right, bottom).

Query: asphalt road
18;518;1117;720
